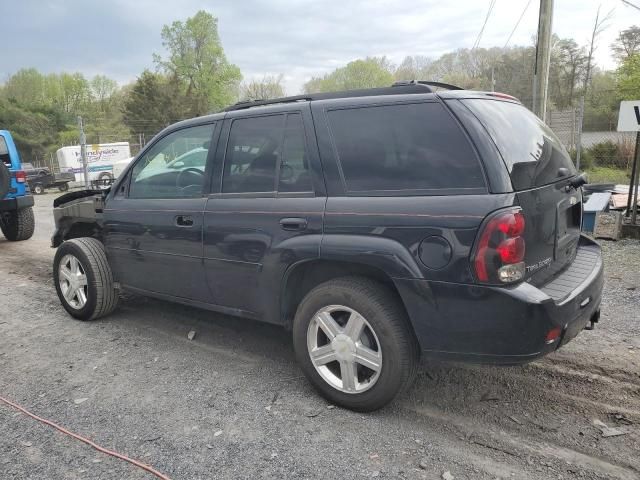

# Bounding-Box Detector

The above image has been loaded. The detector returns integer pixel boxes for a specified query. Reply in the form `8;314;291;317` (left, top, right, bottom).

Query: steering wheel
176;167;205;189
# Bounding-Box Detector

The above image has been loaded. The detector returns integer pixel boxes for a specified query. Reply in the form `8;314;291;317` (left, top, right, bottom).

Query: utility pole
532;0;553;121
575;95;585;170
77;116;89;189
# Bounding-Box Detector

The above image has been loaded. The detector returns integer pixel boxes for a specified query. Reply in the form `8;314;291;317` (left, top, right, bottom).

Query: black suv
51;82;603;411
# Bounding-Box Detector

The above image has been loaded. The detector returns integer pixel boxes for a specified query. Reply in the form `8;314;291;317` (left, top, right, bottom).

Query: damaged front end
51;189;107;248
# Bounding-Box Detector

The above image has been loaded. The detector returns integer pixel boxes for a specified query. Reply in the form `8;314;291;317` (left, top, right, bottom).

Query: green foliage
584;141;629;169
616;53;640;100
569;147;593;170
583;71;619;131
0;98;64;162
154;10;242;114
585;166;631;184
122;71;188;138
304;57;395;93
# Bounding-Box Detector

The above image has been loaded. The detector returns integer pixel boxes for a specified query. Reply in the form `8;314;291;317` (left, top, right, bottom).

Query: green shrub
569;147;593;170
586;141;626;168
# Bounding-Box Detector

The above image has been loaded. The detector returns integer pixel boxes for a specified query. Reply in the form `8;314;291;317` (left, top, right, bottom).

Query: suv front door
203;106;325;323
104;123;217;301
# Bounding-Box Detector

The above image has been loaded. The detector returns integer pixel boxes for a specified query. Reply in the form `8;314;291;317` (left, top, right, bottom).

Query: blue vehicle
0;130;35;241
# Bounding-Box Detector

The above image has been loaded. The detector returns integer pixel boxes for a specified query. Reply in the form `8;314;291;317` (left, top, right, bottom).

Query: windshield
461;99;576;190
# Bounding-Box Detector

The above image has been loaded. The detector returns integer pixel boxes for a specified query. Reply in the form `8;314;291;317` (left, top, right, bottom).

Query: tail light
14;171;26;183
472;208;526;284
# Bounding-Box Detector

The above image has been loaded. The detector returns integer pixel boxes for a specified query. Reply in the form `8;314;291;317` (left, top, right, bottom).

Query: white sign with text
617;100;640;131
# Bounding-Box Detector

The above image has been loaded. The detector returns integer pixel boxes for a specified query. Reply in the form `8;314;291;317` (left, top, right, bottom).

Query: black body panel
52;87;604;365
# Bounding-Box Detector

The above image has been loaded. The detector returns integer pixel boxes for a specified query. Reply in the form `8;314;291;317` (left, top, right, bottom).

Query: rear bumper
395;235;604;364
0;195;34;211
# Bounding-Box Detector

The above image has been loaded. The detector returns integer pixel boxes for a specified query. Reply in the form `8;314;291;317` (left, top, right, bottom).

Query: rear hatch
460;98;582;285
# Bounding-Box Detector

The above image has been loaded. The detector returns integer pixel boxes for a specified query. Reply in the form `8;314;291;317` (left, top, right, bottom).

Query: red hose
0;394;172;480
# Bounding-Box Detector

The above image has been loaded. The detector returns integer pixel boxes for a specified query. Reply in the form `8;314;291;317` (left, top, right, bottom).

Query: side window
129;124;215;199
222;115;284;194
278;113;312;193
326;103;485;193
0;136;10;167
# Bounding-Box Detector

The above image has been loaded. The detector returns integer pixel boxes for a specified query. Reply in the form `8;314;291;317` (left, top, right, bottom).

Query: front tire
32;183;44;195
293;277;419;412
1;207;35;241
53;238;119;320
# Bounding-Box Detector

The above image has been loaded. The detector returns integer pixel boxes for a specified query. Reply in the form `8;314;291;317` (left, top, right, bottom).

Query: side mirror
569;172;588;189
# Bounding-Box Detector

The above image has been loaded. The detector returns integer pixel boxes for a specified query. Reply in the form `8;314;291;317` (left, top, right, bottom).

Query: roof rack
223;80;458;112
392;80;463;90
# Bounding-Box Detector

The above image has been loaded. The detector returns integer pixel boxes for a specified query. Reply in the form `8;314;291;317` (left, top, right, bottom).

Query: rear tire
1;207;35;241
58;183;69;192
53;238;119;321
293;277;419;412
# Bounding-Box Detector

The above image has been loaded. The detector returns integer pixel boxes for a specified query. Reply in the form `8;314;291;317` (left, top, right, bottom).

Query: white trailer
56;142;131;185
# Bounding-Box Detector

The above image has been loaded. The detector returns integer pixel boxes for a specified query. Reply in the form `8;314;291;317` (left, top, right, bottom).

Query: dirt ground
0;193;639;480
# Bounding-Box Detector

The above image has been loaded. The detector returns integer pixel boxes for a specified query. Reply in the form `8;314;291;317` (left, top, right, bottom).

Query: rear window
461;99;576;190
326;102;485;194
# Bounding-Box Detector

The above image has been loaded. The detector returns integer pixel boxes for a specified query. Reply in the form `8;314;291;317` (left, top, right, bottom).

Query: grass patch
584;167;631;184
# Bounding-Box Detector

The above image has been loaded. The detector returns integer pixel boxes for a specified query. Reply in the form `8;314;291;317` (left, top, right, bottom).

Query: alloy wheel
58;254;88;309
307;305;382;393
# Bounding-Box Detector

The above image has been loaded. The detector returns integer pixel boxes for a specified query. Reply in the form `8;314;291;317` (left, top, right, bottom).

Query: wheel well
281;260;408;329
62;222;102;244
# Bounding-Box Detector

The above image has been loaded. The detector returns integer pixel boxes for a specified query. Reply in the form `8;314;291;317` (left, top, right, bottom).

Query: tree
240;75;286;101
394;56;433;81
2;68;46;108
584;71;619;130
154;10;242;114
583;7;614;94
90;75;118;112
549;39;587;108
303;57;394;93
58;73;90;113
611;26;640;62
122;71;187;139
616;53;640;100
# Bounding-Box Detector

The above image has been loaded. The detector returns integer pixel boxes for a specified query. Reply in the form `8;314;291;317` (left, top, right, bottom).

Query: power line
621;0;640;12
504;0;533;48
473;0;497;50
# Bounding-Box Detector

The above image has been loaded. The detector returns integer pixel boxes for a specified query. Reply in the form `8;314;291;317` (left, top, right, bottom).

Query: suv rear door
458;98;582;284
202;104;325;323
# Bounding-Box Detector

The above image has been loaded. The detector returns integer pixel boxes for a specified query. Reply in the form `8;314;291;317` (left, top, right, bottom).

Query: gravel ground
0;193;639;480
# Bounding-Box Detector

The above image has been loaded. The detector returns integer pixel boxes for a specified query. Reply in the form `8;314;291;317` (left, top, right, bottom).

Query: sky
3;0;640;95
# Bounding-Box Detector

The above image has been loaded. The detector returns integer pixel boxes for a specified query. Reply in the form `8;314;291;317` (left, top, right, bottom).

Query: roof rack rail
223;81;445;112
224;95;312;112
392;80;463;90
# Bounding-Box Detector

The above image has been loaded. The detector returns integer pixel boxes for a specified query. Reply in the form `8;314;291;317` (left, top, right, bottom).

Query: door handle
279;217;308;231
175;215;194;227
